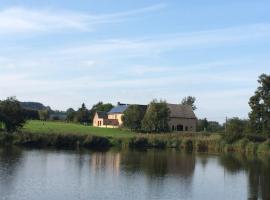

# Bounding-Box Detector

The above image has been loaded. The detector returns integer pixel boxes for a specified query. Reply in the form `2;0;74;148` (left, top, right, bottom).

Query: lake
0;147;269;200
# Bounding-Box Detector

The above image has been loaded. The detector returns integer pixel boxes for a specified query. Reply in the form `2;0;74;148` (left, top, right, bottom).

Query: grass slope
23;120;134;138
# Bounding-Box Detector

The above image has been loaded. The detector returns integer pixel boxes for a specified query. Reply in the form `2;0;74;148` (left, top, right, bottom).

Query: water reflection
0;147;270;200
0;146;24;197
219;154;270;200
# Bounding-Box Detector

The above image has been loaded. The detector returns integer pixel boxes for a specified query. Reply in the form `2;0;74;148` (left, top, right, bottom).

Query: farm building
93;102;197;132
167;104;197;132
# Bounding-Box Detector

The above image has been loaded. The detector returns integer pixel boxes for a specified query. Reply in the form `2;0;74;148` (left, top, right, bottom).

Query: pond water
0;147;269;200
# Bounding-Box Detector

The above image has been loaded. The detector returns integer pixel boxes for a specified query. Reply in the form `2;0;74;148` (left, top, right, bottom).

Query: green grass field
23;120;134;138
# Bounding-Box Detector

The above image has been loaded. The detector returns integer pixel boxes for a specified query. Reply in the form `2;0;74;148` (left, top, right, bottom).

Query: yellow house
93;111;119;128
107;103;129;126
93;103;129;128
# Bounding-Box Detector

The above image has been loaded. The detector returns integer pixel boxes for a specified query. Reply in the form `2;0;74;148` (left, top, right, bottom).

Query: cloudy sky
0;0;269;122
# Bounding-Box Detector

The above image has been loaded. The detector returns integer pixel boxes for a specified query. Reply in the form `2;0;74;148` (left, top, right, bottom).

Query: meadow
23;120;134;138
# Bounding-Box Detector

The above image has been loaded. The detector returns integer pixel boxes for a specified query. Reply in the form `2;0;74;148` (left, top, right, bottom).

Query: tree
142;100;170;133
0;97;26;132
122;105;146;131
38;109;50;121
66;108;76;122
89;102;113;122
74;103;90;124
197;118;223;132
23;109;40;120
181;96;197;111
249;74;270;135
197;118;209;132
224;117;249;143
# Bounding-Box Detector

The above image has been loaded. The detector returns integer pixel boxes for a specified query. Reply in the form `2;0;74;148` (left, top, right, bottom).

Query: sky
0;0;270;122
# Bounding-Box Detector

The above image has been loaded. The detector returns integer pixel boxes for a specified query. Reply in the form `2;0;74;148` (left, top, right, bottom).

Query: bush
83;135;111;148
257;140;270;154
129;137;149;148
148;138;167;148
223;133;244;144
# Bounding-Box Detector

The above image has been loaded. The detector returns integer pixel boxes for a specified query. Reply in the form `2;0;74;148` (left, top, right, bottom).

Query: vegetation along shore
0;120;269;155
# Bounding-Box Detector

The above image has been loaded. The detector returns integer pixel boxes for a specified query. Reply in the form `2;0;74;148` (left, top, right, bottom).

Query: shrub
129;137;148;148
83;135;111;148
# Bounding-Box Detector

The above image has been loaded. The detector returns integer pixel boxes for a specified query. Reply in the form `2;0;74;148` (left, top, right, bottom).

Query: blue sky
0;0;270;122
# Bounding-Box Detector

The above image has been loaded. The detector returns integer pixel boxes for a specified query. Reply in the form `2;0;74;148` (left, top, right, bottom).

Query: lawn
23;120;134;138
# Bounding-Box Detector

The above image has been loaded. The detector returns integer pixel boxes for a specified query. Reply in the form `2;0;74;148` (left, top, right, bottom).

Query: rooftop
167;104;196;119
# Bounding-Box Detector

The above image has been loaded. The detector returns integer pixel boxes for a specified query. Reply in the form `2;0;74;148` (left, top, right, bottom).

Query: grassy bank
23;120;134;138
0;120;269;154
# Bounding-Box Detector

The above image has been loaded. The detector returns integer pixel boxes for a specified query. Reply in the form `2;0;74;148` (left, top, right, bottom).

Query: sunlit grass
23;120;134;138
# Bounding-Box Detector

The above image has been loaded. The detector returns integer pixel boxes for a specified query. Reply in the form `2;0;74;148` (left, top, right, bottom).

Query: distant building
93;102;197;132
167;104;197;132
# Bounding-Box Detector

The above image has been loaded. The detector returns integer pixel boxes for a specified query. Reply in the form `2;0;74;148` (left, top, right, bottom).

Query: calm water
0;147;269;200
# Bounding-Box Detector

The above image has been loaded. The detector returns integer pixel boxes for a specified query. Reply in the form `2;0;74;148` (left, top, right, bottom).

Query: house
107;103;129;126
93;102;197;132
93;111;119;128
167;104;197;132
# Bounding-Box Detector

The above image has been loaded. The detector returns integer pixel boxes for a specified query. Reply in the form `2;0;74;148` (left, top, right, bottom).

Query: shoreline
0;131;269;155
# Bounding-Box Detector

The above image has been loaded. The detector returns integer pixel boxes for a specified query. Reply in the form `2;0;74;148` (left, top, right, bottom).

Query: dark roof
96;111;108;119
108;104;129;114
167;104;196;119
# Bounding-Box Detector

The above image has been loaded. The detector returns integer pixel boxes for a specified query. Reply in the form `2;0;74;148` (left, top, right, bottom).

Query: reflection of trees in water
120;149;196;178
218;153;270;200
0;146;24;194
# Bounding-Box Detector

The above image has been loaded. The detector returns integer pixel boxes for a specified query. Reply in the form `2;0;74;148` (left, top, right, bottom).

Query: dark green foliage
249;73;270;136
38;109;50;121
129;137;149;148
197;118;209;132
23;109;40;120
208;121;224;132
142;100;170;133
74;103;90;124
223;117;249;143
197;118;223;132
66;108;76;122
181;96;197;110
0;97;26;132
122;105;146;131
83;135;111;148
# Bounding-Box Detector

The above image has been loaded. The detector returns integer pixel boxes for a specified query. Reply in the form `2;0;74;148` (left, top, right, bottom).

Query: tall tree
75;103;90;124
181;96;197;110
122;105;146;131
249;74;270;135
66;108;76;122
0;97;26;132
142;100;170;133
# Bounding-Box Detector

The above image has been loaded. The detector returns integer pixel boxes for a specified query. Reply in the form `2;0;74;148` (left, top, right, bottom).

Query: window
172;125;175;131
185;126;188;131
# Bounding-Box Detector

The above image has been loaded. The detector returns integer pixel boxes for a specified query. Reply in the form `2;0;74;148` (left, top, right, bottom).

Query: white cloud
56;23;270;59
0;4;165;35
